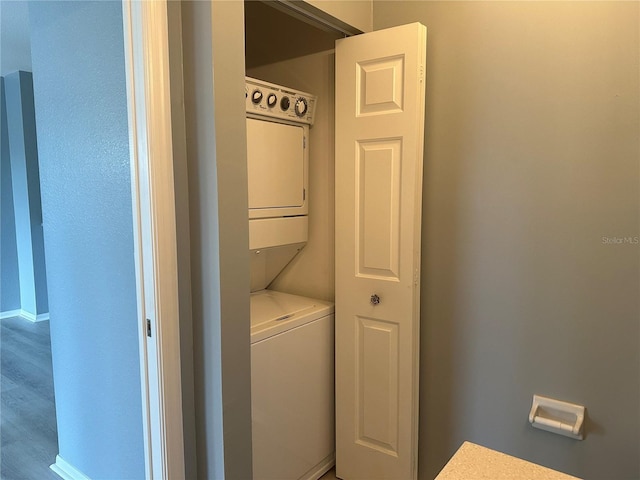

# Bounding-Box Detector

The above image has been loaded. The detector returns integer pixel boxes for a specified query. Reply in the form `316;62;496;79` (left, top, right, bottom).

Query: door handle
370;294;380;305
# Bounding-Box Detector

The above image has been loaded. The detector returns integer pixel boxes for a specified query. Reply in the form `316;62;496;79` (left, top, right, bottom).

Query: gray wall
0;77;21;312
3;71;48;317
29;2;144;478
181;1;253;478
166;3;198;478
374;2;640;479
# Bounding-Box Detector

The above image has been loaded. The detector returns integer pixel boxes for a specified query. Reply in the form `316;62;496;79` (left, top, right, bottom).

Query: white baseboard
50;455;92;480
302;453;335;480
19;310;37;322
0;309;49;322
0;309;21;320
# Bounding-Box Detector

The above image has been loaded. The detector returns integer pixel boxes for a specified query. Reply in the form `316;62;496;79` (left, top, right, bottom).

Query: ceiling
1;0;32;76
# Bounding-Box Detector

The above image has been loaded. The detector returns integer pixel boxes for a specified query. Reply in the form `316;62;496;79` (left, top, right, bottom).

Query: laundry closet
244;4;341;479
245;2;341;304
242;4;427;480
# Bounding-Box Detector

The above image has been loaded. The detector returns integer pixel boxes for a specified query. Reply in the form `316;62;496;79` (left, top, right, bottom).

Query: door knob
370;294;380;305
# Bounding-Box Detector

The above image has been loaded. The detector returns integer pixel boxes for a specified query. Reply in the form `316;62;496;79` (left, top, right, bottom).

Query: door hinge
303;136;306;149
303;188;306;201
146;318;152;337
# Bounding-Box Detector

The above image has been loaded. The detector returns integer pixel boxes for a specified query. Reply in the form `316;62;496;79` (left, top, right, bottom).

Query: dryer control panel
246;77;317;125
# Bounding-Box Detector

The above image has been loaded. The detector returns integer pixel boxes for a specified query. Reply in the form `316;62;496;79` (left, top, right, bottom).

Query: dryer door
247;118;308;219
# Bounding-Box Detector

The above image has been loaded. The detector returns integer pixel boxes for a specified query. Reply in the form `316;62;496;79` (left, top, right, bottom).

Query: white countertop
435;442;581;480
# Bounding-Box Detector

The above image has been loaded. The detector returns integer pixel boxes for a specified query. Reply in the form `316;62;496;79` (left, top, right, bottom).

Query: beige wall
374;2;639;479
247;52;337;302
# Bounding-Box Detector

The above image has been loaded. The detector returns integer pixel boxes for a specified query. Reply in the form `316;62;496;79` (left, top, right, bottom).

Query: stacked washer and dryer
245;77;335;480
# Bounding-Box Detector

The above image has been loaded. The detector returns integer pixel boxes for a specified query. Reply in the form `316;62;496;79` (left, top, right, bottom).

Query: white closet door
335;22;427;480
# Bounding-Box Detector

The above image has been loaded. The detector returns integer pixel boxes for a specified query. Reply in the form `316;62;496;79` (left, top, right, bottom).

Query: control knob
280;96;290;111
294;97;308;117
251;89;263;104
267;93;277;108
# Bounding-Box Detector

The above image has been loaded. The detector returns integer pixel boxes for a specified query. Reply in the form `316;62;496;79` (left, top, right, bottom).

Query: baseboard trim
0;309;49;322
19;310;37;322
50;455;91;480
301;453;335;480
0;309;22;320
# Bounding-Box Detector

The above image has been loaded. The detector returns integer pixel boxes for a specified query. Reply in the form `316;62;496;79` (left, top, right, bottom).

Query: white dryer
246;77;334;480
245;76;315;293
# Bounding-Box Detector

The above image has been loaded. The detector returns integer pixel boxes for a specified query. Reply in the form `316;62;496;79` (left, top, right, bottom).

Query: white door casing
122;1;185;478
335;23;427;480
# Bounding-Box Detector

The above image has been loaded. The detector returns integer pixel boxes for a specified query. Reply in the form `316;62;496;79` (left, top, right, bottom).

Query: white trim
122;5;153;478
0;309;22;320
0;309;49;322
19;310;36;322
301;453;335;480
122;1;185;479
50;455;91;480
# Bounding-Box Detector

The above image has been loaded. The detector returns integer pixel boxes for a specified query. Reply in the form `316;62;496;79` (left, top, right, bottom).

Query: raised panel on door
356;138;402;280
356;316;399;454
335;23;426;480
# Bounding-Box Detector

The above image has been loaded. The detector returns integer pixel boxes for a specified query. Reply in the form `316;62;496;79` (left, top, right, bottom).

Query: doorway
243;5;426;480
1;2;147;479
244;4;339;478
1;4;57;477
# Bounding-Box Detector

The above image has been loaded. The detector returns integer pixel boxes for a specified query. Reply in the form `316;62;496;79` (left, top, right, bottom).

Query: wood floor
1;316;60;480
0;316;338;480
320;467;338;480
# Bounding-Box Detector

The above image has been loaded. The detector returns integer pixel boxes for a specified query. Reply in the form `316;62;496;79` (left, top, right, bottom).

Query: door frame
118;1;371;478
122;1;185;478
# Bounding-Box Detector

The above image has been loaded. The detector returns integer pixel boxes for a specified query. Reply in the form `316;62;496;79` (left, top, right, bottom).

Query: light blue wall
4;71;48;316
29;2;144;478
1;77;21;312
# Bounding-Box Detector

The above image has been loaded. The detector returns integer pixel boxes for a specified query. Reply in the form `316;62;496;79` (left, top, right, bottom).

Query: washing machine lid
250;290;334;343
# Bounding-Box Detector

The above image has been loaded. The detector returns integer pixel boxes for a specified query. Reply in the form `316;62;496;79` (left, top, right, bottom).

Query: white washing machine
250;290;335;480
246;78;334;480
